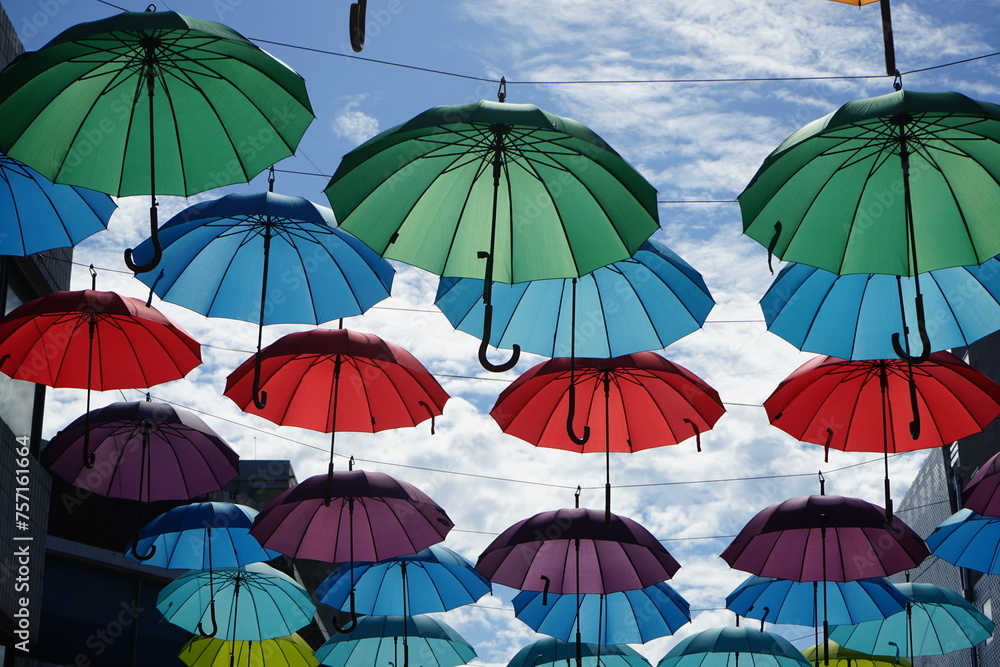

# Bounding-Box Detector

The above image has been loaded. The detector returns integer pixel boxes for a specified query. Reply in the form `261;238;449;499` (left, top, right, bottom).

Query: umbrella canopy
0;153;114;256
476;507;680;594
125;501;279;568
761;260;1000;361
656;627;812;667
508;638;651;667
317;545;491;616
926;508;1000;574
249;469;453;563
435;239;714;358
42;400;239;502
800;641;912;667
726;576;908;627
313;615;475;667
157;562;315;641
829;583;995;657
720;495;929;582
962;450;1000;516
179;633;318;667
513;581;691;645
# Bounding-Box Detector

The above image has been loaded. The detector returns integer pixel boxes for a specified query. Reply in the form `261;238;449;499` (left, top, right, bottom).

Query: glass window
0;272;37;439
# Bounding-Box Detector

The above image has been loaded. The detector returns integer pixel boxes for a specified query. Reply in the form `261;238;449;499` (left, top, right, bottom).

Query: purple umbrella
962;450;1000;516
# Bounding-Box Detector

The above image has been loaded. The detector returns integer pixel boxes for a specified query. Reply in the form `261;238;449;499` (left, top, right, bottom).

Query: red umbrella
962;451;1000;516
764;353;1000;518
490;352;724;521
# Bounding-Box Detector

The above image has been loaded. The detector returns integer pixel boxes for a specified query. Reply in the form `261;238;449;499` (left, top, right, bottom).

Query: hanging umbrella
760;260;1000;361
316;544;491;616
656;626;812;667
829;583;995;658
435;239;714;359
962;450;1000;516
740;90;1000;362
0;152;115;256
325;96;658;371
763;353;1000;516
313;615;475;667
124;501;279;568
179;633;318;667
132;189;395;408
157;562;316;641
0;9;313;272
513;581;691;645
491;352;724;521
801;641;912;667
926;508;1000;574
726;576;908;627
508;638;651;667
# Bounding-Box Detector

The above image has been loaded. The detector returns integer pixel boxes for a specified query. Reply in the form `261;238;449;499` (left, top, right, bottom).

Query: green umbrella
740;89;1000;361
0;8;314;272
325;88;658;373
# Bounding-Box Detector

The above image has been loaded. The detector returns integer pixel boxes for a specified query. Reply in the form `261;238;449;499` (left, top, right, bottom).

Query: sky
6;0;1000;664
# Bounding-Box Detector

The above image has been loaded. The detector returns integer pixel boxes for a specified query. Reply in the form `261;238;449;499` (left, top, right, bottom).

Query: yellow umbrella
802;641;912;667
179;633;317;667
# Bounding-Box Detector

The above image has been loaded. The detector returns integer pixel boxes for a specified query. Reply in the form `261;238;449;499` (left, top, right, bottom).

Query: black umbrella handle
197;599;218;638
125;202;162;274
476;251;520;372
566;382;591;445
331;590;359;634
251;352;268;409
891;293;930;364
349;0;367;52
129;517;157;562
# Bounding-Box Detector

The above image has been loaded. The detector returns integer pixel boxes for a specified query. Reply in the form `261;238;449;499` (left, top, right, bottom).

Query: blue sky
7;0;1000;663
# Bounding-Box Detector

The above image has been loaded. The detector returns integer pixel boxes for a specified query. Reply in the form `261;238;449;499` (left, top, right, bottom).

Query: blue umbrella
156;562;315;641
125;501;280;568
829;582;995;658
656;627;812;667
314;615;475;667
761;260;1000;360
926;508;1000;574
0;153;115;256
513;581;690;645
435;239;714;359
508;637;650;667
316;545;491;615
726;575;908;627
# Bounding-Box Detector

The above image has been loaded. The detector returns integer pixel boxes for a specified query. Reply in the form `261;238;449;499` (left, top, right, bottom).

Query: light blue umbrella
316;545;491;615
927;508;1000;573
508;637;650;667
125;501;280;567
726;575;908;627
435;239;714;358
0;153;114;256
829;582;995;657
156;562;315;641
314;615;475;667
513;581;690;645
761;260;1000;360
656;627;812;667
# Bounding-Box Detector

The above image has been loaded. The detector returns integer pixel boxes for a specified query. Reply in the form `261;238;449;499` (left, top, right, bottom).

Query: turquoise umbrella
314;615;474;667
508;638;650;667
657;627;812;667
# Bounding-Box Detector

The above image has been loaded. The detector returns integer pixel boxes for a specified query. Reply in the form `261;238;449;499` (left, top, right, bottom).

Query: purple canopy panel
249;470;453;562
475;507;680;594
42;401;239;501
962;451;1000;516
721;495;929;582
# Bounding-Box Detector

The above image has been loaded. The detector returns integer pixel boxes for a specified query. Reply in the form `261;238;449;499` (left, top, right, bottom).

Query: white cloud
330;96;381;146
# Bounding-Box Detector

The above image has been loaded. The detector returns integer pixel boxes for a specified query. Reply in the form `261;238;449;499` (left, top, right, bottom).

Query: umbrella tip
818;471;825;495
575;485;581;508
498;77;507;103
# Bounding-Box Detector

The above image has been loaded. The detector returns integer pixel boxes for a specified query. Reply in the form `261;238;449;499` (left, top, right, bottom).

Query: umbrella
0;9;313;272
508;638;651;667
656;626;812;667
926;508;1000;574
763;353;1000;516
962;450;1000;516
0;152;115;256
132;189;394;408
435;239;714;359
829;583;995;658
313;615;475;667
157;562;315;641
491;352;724;520
726;576;908;627
760;259;1000;361
513;581;691;645
316;544;491;616
800;641;912;667
325;97;658;371
740;90;1000;362
179;633;318;667
124;501;279;568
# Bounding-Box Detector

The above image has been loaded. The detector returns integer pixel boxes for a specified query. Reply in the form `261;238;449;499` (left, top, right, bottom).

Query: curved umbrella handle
906;366;921;440
566;383;591;445
349;0;367;52
197;599;218;638
251;352;268;410
125;204;162;274
478;304;520;372
331;590;359;634
766;221;782;274
130;539;157;562
891;294;930;364
683;418;701;452
539;575;551;606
